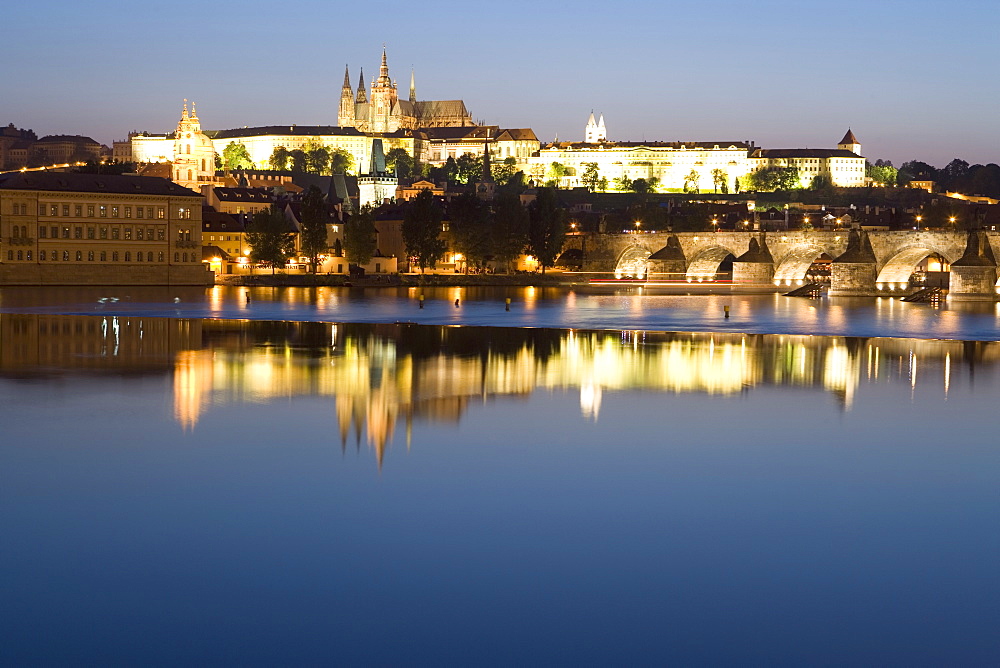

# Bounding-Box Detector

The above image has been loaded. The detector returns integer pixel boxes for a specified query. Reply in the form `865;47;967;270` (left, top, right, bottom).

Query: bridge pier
829;229;879;296
948;230;998;301
732;234;775;285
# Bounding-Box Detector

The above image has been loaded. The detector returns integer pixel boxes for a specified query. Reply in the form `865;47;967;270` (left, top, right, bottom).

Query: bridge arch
614;245;653;279
876;246;957;288
687;246;737;282
773;245;828;285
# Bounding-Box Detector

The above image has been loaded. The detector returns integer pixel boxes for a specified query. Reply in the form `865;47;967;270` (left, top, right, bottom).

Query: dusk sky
6;0;999;167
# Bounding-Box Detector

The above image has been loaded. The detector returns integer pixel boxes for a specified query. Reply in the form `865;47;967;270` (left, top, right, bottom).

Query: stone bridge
569;229;1000;299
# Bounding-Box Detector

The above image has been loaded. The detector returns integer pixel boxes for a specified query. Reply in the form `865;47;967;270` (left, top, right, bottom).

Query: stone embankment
217;273;579;288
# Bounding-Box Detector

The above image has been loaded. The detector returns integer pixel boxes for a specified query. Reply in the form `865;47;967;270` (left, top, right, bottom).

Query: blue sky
5;0;999;166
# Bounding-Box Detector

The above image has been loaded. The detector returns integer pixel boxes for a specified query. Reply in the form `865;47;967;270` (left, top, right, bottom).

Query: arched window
100;251;107;261
174;252;179;262
187;170;192;181
182;252;188;262
63;251;69;261
186;144;191;154
201;159;206;171
158;252;164;262
17;251;23;260
136;252;142;262
75;251;82;261
26;251;31;261
124;251;131;262
21;226;27;237
112;251;119;261
88;251;94;261
12;226;19;239
40;250;46;261
147;252;153;262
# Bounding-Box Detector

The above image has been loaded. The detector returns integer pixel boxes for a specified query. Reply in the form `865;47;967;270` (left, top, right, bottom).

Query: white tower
585;112;606;143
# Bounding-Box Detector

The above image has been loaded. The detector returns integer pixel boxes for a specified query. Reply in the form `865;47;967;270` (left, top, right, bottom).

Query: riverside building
0;172;211;285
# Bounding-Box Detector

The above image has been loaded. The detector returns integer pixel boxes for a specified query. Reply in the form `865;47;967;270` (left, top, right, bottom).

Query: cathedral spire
409;67;416;103
342;64;351;89
356;68;367;103
380;47;389;79
182;99;188;120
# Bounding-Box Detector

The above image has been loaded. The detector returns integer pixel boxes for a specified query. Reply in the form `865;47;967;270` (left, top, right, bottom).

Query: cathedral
337;49;476;133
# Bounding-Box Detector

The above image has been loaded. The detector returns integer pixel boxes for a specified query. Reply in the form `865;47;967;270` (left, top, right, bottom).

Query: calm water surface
1;294;999;664
0;284;999;339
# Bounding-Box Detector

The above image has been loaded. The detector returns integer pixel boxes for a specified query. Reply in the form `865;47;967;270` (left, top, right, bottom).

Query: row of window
23;225;169;241
6;250;199;262
36;204;168;219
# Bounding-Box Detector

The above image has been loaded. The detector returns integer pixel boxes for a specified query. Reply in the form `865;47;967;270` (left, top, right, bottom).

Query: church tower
838;128;861;155
172;100;217;191
409;68;416;104
585;112;606;143
356;68;367;104
369;48;399;133
339;65;355;127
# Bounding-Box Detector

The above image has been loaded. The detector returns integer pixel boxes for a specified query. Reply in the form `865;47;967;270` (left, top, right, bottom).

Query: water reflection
1;314;996;467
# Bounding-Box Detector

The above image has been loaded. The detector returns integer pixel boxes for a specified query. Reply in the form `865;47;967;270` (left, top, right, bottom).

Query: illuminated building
0;172;211;285
171;101;220;190
337;49;476;133
530;117;865;190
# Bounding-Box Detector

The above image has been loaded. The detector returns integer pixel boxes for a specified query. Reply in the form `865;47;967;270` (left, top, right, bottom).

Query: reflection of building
0;172;212;285
2;314;992;467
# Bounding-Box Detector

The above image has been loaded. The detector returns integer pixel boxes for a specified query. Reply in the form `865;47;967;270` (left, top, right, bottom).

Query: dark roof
0;172;201;197
211;125;365;140
422;126;498;141
756;148;862;159
413;100;471;119
544;141;752;150
37;135;100;144
202;208;246;232
839;129;860;145
212;187;274;202
202;245;233;261
496;128;538;142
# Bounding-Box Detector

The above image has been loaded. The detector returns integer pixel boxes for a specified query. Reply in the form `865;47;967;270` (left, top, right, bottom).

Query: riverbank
217;273;582;288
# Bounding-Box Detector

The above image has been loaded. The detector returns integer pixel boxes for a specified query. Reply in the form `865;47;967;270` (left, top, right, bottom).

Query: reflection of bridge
577;230;1000;299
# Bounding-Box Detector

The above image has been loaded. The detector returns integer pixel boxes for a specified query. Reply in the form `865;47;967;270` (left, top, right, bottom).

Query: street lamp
949;216;957;227
634;220;641;232
711;217;719;232
915;215;922;230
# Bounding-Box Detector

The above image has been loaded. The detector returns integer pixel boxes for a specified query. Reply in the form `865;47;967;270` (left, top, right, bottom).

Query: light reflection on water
3;313;1000;664
2;285;1000;339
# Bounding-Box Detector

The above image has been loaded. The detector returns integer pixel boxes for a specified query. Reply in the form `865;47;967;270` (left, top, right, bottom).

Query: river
1;289;998;664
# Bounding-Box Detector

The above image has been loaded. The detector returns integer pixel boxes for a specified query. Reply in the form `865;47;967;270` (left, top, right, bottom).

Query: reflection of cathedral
1;315;991;468
338;49;476;133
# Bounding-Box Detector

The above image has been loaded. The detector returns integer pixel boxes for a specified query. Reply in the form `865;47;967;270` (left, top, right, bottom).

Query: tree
810;174;834;191
493;157;517;186
711;168;728;193
246;207;294;274
448;193;491;270
456;152;484;184
866;160;897;186
631;177;660;195
269;146;290;171
684;170;700;193
613;175;633;192
330;148;354;174
546;162;569;185
526;187;566;274
304;142;330;174
402;189;446;272
289;149;307;173
343;205;378;268
777;166;800;190
299;185;330;273
385;148;413;178
747;166;799;191
222;142;253;170
491;192;529;272
581;162;601;191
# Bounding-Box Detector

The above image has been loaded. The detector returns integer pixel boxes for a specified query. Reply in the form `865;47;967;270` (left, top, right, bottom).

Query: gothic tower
369;48;399;133
356;68;367;104
409;68;416;104
338;65;355;127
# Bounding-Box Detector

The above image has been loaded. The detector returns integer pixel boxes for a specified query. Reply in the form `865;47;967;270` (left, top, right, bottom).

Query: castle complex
337;48;476;132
